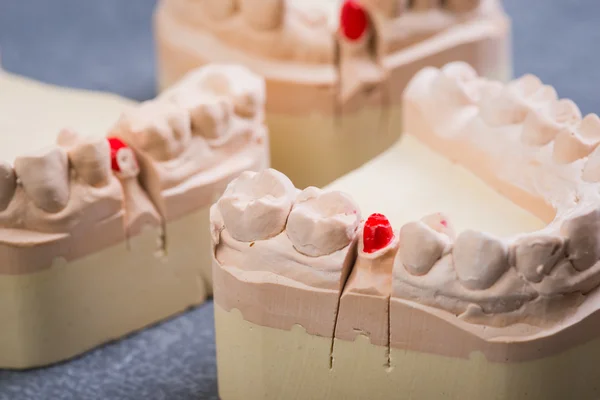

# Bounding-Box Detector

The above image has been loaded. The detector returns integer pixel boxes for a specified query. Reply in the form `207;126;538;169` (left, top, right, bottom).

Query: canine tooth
107;137;139;178
286;188;361;257
521;108;562;146
442;0;481;12
217;169;296;242
453;230;509;290
582;145;600;182
420;212;455;239
14;147;70;213
240;0;285;30
398;221;449;276
171;92;233;139
111;101;191;162
0;161;16;211
68;138;111;187
561;208;600;271
205;0;237;20
512;235;564;283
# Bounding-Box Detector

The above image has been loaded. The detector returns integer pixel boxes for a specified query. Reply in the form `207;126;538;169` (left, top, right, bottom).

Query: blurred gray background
0;0;598;399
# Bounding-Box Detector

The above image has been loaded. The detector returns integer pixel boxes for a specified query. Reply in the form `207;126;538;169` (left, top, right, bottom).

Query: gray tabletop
0;1;599;399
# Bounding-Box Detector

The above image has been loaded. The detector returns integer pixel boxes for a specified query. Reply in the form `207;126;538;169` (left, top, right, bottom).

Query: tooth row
361;0;481;16
202;0;285;30
216;169;362;257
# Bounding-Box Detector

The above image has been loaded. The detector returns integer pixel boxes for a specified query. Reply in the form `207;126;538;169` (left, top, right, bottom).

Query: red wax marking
440;220;448;227
340;0;368;41
107;137;128;172
363;213;394;254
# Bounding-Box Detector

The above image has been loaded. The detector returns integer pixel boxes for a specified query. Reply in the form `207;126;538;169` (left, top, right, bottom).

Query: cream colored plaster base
215;304;600;400
327;134;545;237
0;206;213;369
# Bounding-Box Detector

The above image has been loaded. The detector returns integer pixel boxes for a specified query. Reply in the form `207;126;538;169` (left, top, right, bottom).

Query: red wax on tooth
440;220;448;227
363;213;394;253
107;137;129;172
340;0;368;41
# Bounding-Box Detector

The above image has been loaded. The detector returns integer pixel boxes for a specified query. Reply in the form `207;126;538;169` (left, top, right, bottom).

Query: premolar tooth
205;0;237;20
453;230;509;290
442;0;481;12
521;108;562;146
0;161;16;211
217;169;296;242
552;99;582;126
561;208;600;271
286;187;361;257
171;92;233;139
111;101;191;162
511;235;564;283
68;138;111;187
14;147;70;213
240;0;285;30
398;221;450;276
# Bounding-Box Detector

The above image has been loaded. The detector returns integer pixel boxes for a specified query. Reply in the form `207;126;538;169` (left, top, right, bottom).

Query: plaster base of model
327;134;544;237
215;304;600;400
0;205;211;369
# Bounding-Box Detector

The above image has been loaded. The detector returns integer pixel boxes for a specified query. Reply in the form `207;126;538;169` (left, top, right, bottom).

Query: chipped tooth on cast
0;63;268;369
155;0;510;188
211;63;600;399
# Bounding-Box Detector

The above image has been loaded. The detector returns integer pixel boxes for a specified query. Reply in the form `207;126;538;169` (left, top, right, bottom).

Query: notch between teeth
0;161;16;212
217;169;296;242
286;187;361;257
111;101;191;162
14;146;70;213
240;0;285;30
453;230;509;290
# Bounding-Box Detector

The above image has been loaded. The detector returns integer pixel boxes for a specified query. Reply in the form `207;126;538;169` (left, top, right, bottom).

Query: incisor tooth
286;188;361;257
112;101;191;162
561;208;600;271
205;0;237;20
0;161;16;211
217;169;296;242
240;0;285;30
14;147;70;213
453;230;509;290
398;221;449;276
68;138;111;187
511;235;564;283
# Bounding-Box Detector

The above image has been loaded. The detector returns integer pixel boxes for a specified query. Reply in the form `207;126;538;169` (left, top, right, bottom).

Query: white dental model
211;63;600;399
0;64;268;369
155;0;511;188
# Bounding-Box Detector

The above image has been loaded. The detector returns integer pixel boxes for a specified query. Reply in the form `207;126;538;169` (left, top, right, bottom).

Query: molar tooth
0;161;16;211
14;147;70;213
217;169;296;242
552;99;582;126
511;235;564;283
171;92;233;139
521;108;562;146
68;138;111;187
205;0;237;20
561;208;600;271
479;88;529;126
442;0;481;12
398;221;450;276
111;101;191;162
453;230;509;290
240;0;285;30
286;187;361;257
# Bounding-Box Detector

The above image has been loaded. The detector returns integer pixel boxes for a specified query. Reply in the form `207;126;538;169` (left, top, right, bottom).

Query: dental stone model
0;64;268;369
155;0;511;188
211;63;600;399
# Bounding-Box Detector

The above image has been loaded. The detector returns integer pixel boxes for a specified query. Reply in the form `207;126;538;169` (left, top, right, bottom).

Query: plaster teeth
420;212;455;239
582;145;600;182
217;169;296;242
68;138;111;187
442;0;481;12
240;0;285;30
521;108;563;146
111;101;192;162
14;146;70;213
453;230;509;290
398;221;450;276
0;161;16;212
511;235;564;283
434;62;479;105
286;187;361;257
205;0;237;20
552;114;600;164
552;99;582;126
56;128;83;148
561;208;600;272
171;92;233;139
360;0;402;16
